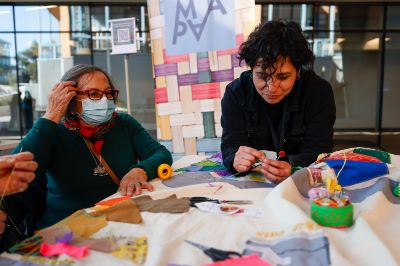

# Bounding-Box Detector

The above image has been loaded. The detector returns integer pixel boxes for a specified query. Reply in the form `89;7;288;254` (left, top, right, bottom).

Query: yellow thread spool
158;164;172;180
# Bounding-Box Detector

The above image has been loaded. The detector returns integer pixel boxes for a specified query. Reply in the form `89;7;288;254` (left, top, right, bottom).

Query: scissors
185;240;242;262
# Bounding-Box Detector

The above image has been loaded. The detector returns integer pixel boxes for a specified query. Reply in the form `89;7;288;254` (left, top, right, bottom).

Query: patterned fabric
323;152;382;163
353;148;391;164
63;112;117;153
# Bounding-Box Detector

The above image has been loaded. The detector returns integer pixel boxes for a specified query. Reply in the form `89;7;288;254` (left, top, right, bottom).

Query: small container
310;201;353;228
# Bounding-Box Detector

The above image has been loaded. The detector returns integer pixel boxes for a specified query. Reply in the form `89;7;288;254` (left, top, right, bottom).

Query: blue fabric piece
325;160;389;186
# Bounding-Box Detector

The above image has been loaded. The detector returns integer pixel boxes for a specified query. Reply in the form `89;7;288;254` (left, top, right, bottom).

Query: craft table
1;153;400;266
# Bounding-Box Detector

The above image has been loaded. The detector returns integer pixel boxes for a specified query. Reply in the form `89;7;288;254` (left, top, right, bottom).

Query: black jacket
221;70;335;172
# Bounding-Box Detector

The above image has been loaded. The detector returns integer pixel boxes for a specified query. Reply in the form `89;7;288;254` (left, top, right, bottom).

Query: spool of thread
158;164;172;180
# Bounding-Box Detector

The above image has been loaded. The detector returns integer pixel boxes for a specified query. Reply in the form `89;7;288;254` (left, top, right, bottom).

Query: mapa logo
172;0;227;44
164;0;235;55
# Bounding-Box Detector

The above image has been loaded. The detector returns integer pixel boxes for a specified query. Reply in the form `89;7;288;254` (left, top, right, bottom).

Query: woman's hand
261;159;292;183
119;168;154;196
0;152;38;196
233;146;265;173
43;81;79;124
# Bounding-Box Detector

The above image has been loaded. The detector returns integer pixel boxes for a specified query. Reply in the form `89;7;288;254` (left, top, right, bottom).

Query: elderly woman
13;64;172;229
221;20;335;183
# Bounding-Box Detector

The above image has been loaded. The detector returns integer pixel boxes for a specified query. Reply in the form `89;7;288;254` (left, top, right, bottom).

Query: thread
158;164;172;180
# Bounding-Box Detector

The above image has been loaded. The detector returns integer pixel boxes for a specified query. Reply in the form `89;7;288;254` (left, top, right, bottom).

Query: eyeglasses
77;89;119;100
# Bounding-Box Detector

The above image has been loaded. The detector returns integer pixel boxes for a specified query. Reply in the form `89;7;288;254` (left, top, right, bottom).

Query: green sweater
14;113;172;228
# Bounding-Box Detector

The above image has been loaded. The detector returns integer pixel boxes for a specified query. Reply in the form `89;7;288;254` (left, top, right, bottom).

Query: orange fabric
96;196;131;206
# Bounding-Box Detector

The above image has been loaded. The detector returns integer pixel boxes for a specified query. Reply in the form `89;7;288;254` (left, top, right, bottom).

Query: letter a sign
164;0;235;55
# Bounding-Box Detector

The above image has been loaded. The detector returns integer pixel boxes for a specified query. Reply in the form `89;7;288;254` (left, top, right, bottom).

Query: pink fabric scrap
40;242;89;259
205;254;271;266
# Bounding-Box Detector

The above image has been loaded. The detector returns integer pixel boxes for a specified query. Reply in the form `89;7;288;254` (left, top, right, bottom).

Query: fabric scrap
134;195;190;213
40;243;89;259
243;233;330;266
205;254;271;266
91;199;142;224
324;160;389;186
95;196;132;206
53;210;108;238
195;202;264;218
112;236;147;265
0;255;76;266
353;148;391;164
37;225;118;253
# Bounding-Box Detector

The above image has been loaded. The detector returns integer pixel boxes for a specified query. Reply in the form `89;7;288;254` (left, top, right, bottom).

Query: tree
18;41;38;83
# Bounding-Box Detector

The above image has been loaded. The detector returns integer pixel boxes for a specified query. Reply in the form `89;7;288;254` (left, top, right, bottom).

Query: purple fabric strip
178;73;199;86
197;58;210;72
154;63;178;77
231;54;240;67
211;69;234;82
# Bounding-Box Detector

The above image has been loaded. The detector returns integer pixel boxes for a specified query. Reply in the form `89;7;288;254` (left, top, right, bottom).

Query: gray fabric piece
290;168;312;198
243;235;330;266
162;172;275;189
344;178;400;204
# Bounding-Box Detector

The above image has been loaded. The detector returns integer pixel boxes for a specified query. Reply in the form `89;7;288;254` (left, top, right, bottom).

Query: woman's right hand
233;146;265;173
43;81;79;124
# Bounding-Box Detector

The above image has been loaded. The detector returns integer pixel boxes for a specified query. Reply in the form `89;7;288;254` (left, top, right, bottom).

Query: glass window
0;6;13;31
313;32;381;129
15;5;60;31
315;5;383;31
387;6;400;30
0;33;19;137
262;4;313;30
15;5;90;32
91;5;149;32
382;33;400;129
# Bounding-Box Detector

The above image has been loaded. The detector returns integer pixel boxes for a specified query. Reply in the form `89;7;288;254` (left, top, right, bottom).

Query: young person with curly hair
221;20;336;183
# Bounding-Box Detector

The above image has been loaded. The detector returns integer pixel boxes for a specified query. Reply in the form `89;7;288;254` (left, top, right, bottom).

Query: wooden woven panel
147;0;258;153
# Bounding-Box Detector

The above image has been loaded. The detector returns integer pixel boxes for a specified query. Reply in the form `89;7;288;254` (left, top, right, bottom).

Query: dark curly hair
239;20;314;80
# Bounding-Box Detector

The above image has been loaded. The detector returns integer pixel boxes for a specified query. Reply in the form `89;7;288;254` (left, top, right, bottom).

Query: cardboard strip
158;115;172;140
154;87;167;104
199;99;215;112
231;54;241;67
197;58;210;72
219;81;230;98
178;73;199;86
211;69;234;82
192;83;221;100
170;113;197;126
208;51;219;72
234;66;249;79
150;28;163;40
180;85;193;113
182;125;205;138
154;63;178;77
171;126;184;153
155;76;166;88
157;102;182;115
189;53;198;73
217;54;232;70
177;61;190;75
163;49;190;64
152;38;164;65
166;75;179;102
184;137;197;155
149;15;164;29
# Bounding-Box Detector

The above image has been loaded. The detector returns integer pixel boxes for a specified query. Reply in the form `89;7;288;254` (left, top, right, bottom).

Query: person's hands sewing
233;146;265;173
119;168;154;196
0;152;38;196
261;159;291;183
43;81;79;124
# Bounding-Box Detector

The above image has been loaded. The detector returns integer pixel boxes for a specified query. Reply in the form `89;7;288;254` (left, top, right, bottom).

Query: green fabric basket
310;201;353;228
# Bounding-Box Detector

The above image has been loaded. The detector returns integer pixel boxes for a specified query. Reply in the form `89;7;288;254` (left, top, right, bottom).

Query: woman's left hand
261;159;292;183
119;168;154;196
